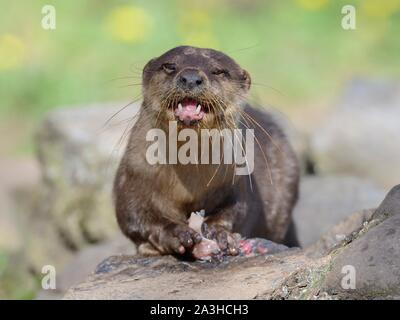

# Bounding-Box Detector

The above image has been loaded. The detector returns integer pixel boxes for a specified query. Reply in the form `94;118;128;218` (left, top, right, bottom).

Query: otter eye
212;69;229;77
162;63;176;74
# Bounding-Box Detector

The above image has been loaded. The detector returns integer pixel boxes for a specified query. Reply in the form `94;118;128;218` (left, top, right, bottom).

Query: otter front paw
201;223;240;256
150;223;202;255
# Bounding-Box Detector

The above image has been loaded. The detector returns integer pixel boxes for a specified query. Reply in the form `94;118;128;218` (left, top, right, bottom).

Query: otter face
142;46;251;129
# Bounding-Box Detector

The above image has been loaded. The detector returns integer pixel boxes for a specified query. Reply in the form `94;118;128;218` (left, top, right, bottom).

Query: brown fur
113;46;300;256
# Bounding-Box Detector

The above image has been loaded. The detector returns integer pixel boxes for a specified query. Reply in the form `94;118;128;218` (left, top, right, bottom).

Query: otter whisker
106;76;143;83
232;127;253;191
205;149;224;188
222;107;242;186
101;96;142;131
118;83;144;89
227;78;285;97
239;109;282;154
155;87;178;127
209;96;224;131
237;118;273;185
212;96;274;185
221;93;283;156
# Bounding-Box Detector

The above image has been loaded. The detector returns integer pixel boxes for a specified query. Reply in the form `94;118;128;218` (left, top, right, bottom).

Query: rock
0;157;43;299
36;102;140;249
0;195;21;253
270;184;400;300
293;175;385;248
372;184;400;221
64;189;400;300
320;217;400;299
63;185;400;300
305;209;374;258
311;78;400;188
267;109;310;174
64;249;316;300
320;184;400;299
0;180;75;299
0;157;40;253
0;102;141;299
36;234;134;299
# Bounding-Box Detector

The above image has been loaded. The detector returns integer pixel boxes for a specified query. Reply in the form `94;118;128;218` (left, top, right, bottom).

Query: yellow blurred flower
295;0;329;10
0;34;25;71
177;10;218;48
361;0;400;18
181;31;218;48
105;5;153;43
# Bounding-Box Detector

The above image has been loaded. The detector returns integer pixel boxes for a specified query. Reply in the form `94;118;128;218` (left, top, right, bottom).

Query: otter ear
142;58;156;81
241;69;251;91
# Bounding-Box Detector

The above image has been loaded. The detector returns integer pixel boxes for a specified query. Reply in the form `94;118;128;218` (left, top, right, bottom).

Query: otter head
142;46;251;129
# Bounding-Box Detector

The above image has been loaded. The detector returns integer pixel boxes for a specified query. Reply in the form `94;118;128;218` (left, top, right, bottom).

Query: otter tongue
174;98;204;125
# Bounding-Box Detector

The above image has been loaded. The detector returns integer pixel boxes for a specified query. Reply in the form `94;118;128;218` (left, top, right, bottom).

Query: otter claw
188;211;240;260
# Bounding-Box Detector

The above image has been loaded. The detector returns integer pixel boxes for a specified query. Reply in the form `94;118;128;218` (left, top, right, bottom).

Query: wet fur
113;46;300;255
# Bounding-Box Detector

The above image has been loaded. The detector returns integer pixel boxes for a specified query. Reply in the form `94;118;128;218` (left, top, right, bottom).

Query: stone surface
293;175;385;247
321;215;400;299
311;79;400;188
266;109;310;174
37;234;134;300
0;193;21;253
372;184;400;221
64;249;315;300
0;157;43;299
320;185;400;299
36;102;140;249
64;185;400;300
305;209;374;258
0;158;40;253
1;103;142;299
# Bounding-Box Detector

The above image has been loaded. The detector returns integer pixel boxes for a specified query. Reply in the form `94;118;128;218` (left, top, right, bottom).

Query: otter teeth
195;105;201;114
178;103;183;112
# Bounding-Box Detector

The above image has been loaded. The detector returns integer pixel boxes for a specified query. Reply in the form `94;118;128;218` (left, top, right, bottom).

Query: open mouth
173;97;205;126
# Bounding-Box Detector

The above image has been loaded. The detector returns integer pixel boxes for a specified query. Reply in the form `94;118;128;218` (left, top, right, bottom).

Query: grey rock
36;102;140;249
36;234;134;299
305;209;375;258
321;184;400;299
64;249;315;300
293;175;385;248
62;184;400;300
372;184;400;221
0;158;40;253
0;158;43;299
321;214;400;299
0;193;21;253
274;185;400;299
311;78;400;188
268;109;310;174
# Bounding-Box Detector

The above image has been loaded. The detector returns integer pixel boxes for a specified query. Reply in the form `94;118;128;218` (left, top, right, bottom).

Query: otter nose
178;69;204;90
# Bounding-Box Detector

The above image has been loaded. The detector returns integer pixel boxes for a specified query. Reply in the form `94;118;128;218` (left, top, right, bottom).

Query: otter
113;46;300;257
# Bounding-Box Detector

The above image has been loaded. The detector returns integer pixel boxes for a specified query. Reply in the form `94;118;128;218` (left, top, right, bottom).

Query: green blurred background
0;0;400;299
0;0;399;156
